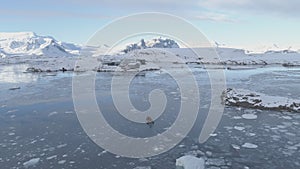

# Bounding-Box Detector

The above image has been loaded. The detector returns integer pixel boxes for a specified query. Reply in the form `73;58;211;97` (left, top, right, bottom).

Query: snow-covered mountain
0;32;80;58
122;37;180;53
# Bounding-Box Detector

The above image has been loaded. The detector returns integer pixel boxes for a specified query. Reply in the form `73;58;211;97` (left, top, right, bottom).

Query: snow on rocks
122;38;179;53
176;155;205;169
163;47;300;66
223;88;300;112
23;158;40;168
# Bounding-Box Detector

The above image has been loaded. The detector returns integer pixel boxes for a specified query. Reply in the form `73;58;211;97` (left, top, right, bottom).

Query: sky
1;0;300;49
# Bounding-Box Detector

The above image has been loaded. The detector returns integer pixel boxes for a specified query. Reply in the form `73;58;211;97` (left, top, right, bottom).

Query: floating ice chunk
206;151;213;156
234;126;245;131
46;155;57;160
176;155;205;169
23;158;40;168
7;109;18;113
206;167;221;169
232;116;242;119
242;114;257;120
209;133;218;137
8;132;15;136
246;133;256;137
133;166;151;169
231;144;240;150
97;150;107;156
286;145;298;150
57;144;67;148
48;111;58;117
242;143;258;149
58;160;66;164
179;144;185;148
65;111;74;114
206;158;226;166
282;116;292;120
184;150;205;157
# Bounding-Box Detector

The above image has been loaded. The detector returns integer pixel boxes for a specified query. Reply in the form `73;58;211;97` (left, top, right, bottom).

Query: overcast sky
1;0;299;48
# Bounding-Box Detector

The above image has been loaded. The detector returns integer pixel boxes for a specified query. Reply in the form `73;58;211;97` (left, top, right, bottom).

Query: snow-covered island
223;88;300;113
1;32;300;73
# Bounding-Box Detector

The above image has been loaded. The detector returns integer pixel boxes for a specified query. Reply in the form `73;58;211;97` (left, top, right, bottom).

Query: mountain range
0;32;80;58
0;32;299;59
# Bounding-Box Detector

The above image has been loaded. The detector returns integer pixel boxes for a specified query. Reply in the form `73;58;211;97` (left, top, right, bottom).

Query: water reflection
0;64;38;83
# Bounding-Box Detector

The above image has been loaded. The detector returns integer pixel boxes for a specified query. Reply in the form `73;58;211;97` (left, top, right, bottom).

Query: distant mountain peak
122;37;180;53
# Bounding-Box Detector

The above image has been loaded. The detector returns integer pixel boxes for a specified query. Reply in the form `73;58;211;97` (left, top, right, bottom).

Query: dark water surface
0;64;300;169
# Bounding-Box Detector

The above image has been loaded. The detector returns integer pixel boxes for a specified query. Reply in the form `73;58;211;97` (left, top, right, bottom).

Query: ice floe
23;158;40;167
176;155;205;169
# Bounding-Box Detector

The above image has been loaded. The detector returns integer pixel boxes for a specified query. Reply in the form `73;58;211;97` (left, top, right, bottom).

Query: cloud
61;0;196;9
0;0;198;20
201;0;300;18
62;0;300;17
58;0;237;22
1;0;299;21
193;12;237;23
0;9;113;20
